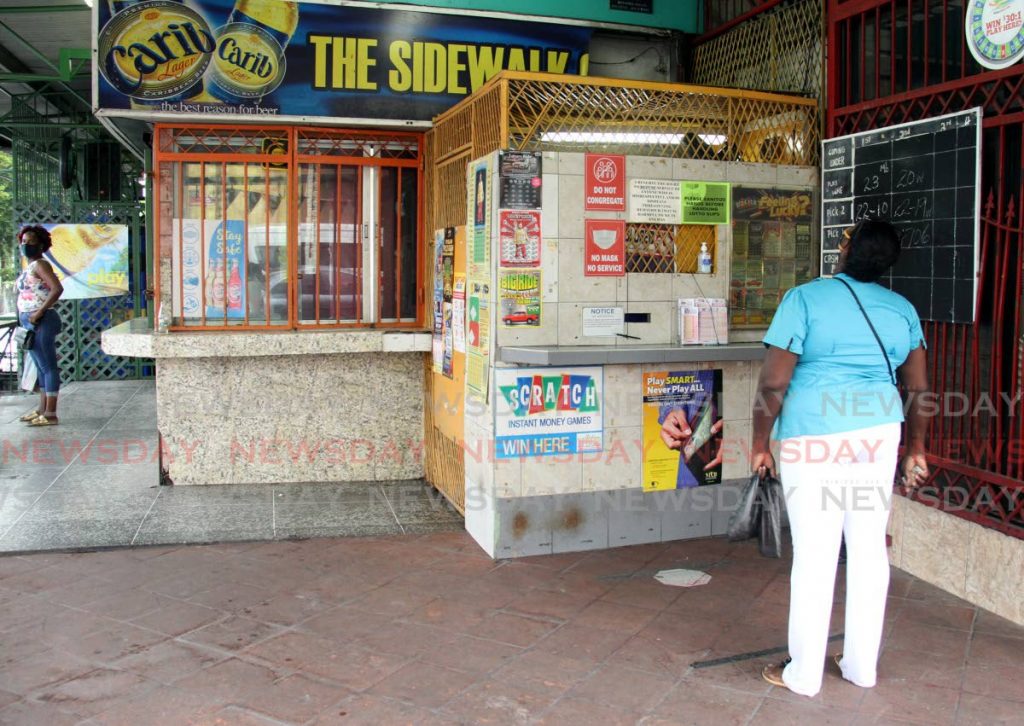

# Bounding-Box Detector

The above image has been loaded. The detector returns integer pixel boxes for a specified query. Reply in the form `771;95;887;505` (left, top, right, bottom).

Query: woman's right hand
751;449;776;479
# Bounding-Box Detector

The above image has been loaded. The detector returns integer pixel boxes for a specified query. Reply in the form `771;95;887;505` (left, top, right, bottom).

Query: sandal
834;653;843;669
19;410;41;422
27;415;58;427
761;656;792;688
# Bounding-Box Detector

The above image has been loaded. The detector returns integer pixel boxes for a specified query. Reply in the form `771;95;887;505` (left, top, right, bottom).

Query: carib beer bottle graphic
99;0;215;109
207;0;298;105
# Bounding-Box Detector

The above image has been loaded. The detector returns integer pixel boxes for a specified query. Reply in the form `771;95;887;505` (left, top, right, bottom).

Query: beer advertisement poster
499;271;542;328
173;219;246;320
30;224;130;300
494;367;603;459
95;1;592;121
641;370;723;492
498;210;541;267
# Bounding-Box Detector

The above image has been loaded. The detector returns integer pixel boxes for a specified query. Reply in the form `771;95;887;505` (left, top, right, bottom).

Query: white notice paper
628;179;683;224
583;307;625;337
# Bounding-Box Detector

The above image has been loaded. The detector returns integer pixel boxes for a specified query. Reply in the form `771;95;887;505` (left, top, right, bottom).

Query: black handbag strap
836;277;897;385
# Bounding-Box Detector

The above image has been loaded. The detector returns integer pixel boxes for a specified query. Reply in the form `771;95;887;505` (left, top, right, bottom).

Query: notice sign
628;179;682;224
585;153;626;211
584;219;626;276
681;182;731;224
499;210;541;267
583;307;625;337
495;367;604;458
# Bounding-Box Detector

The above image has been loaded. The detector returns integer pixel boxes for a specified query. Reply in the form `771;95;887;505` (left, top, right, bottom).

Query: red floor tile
652;681;765;725
418;633;523;675
368;661;479;708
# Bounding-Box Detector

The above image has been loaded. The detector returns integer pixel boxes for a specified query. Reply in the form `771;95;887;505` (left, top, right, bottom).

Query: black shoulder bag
14;326;34;351
835;277;897;385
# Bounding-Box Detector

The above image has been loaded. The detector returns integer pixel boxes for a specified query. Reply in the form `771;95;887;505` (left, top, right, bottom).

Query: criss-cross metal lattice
693;0;823;98
625;224;717;274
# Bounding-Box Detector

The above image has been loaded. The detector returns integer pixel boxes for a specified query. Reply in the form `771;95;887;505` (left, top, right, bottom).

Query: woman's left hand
28;310;43;325
900;453;929;488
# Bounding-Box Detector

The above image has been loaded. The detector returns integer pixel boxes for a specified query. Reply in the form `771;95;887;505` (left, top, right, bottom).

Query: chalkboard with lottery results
821;109;981;323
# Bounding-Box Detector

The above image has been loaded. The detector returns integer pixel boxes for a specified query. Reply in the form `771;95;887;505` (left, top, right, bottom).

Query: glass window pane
400;168;418;321
379;167;398;321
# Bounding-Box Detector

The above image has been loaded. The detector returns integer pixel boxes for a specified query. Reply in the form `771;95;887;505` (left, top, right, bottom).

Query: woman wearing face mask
16;226;64;425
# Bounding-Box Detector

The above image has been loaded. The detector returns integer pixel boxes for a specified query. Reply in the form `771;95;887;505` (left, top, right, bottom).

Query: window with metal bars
156;126;422;330
625;223;716;273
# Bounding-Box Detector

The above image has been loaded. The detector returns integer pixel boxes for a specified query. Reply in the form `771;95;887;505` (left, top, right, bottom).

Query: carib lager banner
95;0;594;121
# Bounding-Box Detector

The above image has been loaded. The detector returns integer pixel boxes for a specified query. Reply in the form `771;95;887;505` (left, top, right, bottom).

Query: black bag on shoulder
14;327;34;351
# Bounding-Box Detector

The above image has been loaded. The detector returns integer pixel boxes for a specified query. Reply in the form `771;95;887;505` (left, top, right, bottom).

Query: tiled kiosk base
889;494;1024;626
102;321;431;485
467;480;746;559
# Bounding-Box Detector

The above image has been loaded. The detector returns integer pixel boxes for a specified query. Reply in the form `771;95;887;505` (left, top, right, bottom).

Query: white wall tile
673;158;729;181
720;361;753;423
558;175;585;239
617;301;672;344
522;453;584;496
541;238;559;302
777;165;818;187
558;152;584;176
603;364;642;428
626;273;674;303
558;239;620;302
541;175;559;240
672;273;728;301
727;162;778;186
721;418;753;481
583;426;643;492
627;156;674;180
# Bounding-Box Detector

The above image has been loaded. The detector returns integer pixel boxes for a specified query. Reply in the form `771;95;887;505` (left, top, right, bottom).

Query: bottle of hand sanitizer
697;242;712;274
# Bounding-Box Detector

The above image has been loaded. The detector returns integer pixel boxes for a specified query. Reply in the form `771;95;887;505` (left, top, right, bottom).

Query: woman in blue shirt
753;220;931;697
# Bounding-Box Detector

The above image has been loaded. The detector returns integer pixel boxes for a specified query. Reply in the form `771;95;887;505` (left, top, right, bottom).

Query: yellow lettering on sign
447;43;467;94
389;40;412;91
467;45;504;91
507;47;526;71
310;34;331;88
546;50;569;74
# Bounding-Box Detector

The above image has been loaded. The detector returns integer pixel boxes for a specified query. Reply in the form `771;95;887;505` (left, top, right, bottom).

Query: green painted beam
0;4;89;11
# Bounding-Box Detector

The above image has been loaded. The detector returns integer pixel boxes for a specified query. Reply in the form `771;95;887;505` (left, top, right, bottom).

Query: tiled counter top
101;319;432;359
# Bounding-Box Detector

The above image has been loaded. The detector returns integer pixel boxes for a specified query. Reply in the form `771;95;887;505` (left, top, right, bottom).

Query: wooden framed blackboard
821;108;982;324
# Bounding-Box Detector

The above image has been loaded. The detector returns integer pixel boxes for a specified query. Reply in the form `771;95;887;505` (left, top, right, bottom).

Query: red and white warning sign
584;219;626;277
585;153;626;211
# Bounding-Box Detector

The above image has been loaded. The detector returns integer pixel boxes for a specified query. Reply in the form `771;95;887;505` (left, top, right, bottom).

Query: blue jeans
19;309;62;395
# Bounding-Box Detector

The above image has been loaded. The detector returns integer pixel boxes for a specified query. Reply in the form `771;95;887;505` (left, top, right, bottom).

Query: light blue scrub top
762;273;926;440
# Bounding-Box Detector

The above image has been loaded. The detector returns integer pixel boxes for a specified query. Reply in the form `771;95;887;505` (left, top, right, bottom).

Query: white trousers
778;422;900;697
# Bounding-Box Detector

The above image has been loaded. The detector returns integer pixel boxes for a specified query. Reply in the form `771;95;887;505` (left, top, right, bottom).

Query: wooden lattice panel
423;359;465;514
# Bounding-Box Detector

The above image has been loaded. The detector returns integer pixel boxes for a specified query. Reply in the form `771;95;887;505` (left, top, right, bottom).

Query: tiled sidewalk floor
0;532;1020;725
0;382;462;552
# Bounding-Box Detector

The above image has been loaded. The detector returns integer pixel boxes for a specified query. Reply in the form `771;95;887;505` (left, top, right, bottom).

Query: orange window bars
154;125;424;331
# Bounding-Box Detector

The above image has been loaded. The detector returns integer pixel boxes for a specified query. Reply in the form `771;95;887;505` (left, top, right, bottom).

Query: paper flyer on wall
641;370;723;491
494;367;603;458
452;275;466;353
431;229;445;373
466;280;491;398
499;271;541;327
498;210;541;267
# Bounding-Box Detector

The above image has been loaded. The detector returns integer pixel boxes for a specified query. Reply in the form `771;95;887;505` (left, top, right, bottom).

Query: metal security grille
625;224;717;274
693;0;822;98
829;0;1024;538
